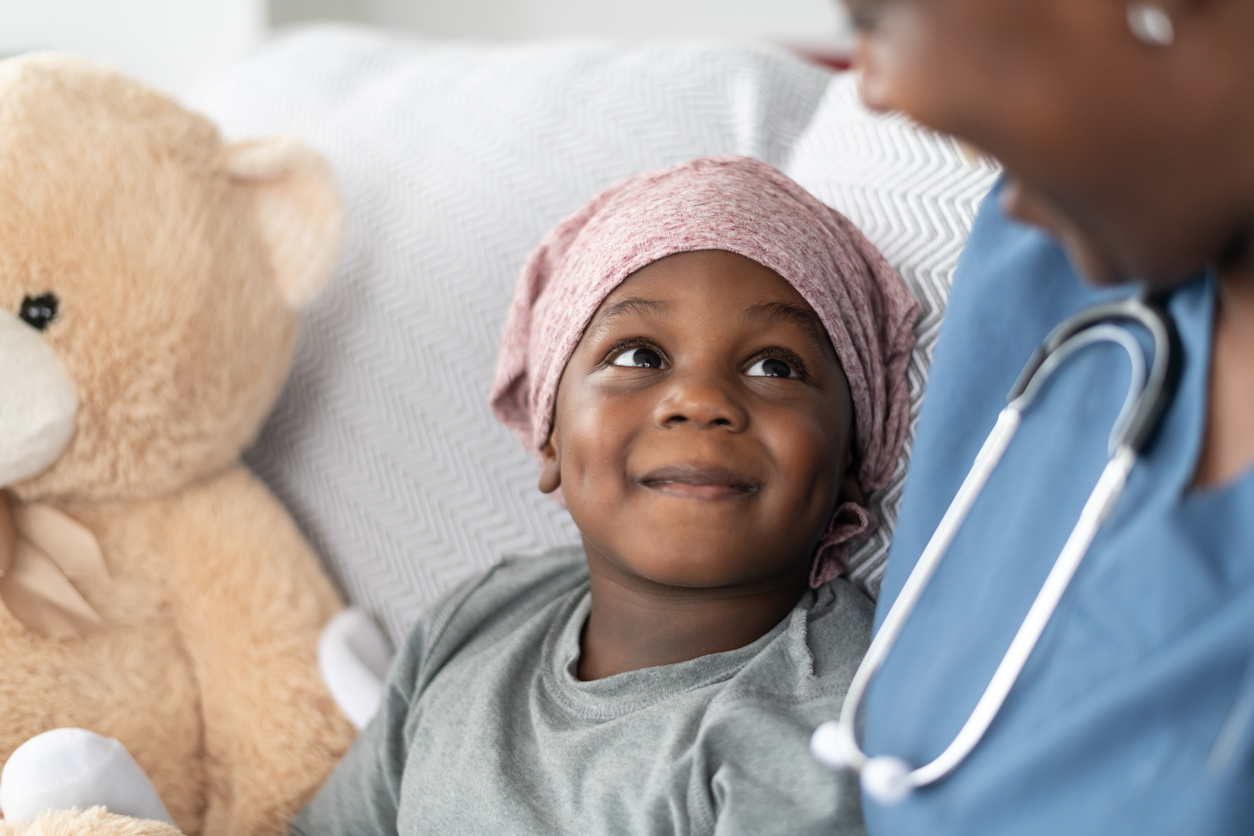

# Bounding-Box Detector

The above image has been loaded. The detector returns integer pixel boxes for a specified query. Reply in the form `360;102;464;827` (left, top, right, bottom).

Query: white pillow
787;77;1000;595
188;25;997;642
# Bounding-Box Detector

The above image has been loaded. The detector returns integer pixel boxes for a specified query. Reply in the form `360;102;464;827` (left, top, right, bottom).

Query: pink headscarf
490;156;918;585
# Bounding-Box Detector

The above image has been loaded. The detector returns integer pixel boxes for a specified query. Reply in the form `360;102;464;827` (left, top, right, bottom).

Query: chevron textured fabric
187;25;998;643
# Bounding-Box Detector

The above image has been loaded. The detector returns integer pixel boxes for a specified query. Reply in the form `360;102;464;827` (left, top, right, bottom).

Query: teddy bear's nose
19;293;59;332
0;307;78;487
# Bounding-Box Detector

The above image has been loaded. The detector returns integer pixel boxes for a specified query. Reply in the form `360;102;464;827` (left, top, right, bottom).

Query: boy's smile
638;463;757;501
540;250;857;594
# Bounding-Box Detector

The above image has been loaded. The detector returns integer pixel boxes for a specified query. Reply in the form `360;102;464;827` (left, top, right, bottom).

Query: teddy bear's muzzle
0;307;78;489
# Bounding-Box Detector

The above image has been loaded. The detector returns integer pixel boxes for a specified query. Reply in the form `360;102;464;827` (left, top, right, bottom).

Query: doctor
840;0;1254;832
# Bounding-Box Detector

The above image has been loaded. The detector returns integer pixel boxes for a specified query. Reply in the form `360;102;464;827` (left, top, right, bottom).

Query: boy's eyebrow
743;301;832;354
585;297;673;340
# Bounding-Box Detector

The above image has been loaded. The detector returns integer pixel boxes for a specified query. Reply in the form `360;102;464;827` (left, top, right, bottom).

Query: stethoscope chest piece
812;290;1182;804
858;756;914;805
812;720;914;803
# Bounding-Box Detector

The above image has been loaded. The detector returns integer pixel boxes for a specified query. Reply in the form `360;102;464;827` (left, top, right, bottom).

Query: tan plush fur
0;808;180;836
0;55;355;834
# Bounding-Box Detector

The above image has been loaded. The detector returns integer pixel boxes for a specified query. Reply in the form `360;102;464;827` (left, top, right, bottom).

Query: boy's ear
839;448;865;506
538;436;561;494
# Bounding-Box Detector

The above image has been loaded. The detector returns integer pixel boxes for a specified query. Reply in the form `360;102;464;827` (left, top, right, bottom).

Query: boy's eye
745;357;798;379
611;347;667;369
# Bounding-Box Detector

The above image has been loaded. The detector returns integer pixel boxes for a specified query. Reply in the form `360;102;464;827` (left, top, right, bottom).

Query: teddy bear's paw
319;608;393;729
0;807;181;836
0;730;172;826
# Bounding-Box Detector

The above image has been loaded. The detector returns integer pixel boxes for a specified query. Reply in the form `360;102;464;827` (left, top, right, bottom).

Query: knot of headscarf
490;156;918;585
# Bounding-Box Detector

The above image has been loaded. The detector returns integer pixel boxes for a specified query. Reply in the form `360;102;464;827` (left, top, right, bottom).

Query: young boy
291;156;918;835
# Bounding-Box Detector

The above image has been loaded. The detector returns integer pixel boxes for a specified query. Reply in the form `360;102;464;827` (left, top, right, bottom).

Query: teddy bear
0;53;358;835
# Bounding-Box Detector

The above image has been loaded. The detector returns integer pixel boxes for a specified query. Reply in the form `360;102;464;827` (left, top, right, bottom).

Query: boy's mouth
637;465;758;501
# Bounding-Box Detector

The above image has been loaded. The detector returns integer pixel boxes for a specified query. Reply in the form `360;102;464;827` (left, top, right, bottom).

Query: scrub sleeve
862;180;1254;835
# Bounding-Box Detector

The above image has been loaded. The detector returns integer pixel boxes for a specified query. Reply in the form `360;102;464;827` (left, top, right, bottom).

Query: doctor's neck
1194;255;1254;489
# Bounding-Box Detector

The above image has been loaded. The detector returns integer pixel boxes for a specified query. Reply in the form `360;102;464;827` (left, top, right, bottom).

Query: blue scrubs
863;181;1254;834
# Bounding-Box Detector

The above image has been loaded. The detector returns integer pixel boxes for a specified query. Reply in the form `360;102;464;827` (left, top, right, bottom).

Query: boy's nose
652;372;748;432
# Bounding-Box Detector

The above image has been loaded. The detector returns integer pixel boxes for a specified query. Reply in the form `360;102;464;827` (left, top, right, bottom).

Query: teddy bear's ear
223;136;342;310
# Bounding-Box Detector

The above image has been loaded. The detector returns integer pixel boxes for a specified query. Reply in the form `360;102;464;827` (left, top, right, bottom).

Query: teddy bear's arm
0;808;181;836
164;466;356;836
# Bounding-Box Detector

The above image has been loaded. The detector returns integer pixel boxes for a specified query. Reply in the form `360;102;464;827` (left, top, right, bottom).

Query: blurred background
1;0;851;96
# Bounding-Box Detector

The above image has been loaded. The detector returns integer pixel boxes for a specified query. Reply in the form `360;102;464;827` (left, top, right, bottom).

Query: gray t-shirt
292;547;871;836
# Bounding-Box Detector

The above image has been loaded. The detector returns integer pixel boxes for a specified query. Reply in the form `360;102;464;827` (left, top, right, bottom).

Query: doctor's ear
538;436;561;494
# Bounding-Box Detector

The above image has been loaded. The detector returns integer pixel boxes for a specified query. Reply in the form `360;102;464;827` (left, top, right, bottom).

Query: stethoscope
810;288;1183;805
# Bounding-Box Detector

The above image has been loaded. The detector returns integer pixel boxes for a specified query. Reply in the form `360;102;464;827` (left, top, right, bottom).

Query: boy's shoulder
395;545;588;683
462;545;590;620
435;543;585;612
432;544;588;630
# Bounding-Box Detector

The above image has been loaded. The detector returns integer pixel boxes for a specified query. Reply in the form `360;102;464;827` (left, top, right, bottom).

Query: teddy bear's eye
19;293;59;331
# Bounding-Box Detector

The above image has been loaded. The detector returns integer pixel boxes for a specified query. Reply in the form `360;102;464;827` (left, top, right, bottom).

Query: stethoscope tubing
814;292;1182;803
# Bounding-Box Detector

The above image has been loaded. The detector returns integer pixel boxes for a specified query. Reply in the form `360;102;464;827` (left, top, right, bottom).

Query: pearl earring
1127;3;1175;47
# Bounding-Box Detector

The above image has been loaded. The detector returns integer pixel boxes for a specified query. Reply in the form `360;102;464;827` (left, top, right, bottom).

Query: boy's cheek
557;428;634;512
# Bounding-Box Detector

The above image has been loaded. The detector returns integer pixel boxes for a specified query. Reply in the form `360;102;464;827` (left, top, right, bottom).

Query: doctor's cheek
851;22;958;141
853;31;904;115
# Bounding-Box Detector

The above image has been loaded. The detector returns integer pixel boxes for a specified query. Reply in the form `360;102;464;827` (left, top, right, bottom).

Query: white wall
0;1;850;96
0;0;266;95
273;0;852;50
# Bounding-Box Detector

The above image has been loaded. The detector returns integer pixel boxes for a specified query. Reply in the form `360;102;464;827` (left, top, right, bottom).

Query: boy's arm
288;697;407;836
288;572;472;836
289;558;481;836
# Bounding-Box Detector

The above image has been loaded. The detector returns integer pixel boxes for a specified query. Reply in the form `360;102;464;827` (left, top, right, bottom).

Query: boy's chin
589;539;810;592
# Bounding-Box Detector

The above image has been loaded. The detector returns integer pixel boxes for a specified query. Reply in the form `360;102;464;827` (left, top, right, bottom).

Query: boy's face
541;250;856;592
